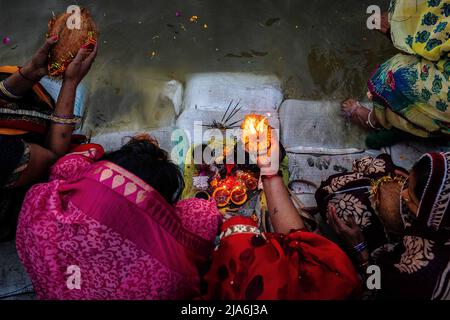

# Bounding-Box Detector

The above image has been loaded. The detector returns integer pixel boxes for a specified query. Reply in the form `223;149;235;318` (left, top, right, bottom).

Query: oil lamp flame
241;114;271;153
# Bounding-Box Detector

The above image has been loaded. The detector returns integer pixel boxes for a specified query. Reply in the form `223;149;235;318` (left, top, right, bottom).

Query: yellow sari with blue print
369;0;450;138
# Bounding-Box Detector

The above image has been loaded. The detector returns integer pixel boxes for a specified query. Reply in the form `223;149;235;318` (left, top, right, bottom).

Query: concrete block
82;67;180;134
279;99;367;152
384;142;450;171
160;80;183;116
177;72;282;145
182;72;283;113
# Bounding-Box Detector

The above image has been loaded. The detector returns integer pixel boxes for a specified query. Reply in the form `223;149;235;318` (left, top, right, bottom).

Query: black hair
101;138;184;205
411;156;432;201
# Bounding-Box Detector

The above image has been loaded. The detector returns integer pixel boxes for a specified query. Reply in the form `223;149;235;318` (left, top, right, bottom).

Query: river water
0;0;396;134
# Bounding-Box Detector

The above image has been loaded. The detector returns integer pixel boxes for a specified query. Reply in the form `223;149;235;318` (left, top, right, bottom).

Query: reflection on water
0;0;396;133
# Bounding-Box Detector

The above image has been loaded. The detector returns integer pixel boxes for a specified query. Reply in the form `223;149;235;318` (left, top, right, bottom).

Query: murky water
0;0;396;134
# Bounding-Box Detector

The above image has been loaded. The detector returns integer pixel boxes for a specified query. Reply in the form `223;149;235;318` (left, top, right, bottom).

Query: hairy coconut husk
47;8;97;78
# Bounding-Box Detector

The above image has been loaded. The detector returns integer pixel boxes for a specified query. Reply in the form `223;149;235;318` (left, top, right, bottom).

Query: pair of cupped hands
21;34;98;85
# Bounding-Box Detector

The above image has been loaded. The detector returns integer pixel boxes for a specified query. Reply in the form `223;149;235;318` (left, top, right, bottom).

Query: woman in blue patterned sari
342;0;449;146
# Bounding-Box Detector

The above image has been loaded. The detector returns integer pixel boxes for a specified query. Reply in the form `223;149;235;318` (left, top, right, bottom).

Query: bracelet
18;66;37;83
261;170;283;180
366;110;379;130
353;241;368;254
52;113;80;120
0;80;22;99
49;114;81;126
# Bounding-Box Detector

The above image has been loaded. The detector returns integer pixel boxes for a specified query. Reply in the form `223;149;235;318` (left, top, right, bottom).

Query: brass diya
230;184;248;206
47;8;98;78
212;186;231;208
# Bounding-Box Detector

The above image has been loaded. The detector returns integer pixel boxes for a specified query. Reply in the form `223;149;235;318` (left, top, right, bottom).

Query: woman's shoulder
49;143;104;181
175;198;222;243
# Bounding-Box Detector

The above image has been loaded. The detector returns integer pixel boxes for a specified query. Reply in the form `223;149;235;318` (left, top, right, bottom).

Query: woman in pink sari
16;135;222;300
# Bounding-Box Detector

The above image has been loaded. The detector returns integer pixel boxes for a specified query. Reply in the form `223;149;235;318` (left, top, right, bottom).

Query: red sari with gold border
203;216;361;300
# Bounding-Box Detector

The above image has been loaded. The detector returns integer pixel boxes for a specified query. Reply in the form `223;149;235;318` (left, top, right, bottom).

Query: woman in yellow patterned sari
342;0;450;147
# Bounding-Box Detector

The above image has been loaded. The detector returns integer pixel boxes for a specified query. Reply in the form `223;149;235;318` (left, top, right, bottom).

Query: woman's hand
21;36;59;82
63;43;98;86
327;205;365;247
257;135;279;175
256;131;285;176
45;43;97;158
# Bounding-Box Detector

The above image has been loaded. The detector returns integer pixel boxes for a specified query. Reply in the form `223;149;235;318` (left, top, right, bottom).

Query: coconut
47;8;97;78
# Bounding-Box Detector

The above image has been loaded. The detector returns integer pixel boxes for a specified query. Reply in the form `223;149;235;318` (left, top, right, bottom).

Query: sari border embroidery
219;224;261;241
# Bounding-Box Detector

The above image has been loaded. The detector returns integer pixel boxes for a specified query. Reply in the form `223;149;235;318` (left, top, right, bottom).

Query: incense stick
221;100;234;123
225;101;242;124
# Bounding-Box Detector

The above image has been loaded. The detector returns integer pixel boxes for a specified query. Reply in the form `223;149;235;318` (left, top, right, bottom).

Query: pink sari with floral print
16;145;221;300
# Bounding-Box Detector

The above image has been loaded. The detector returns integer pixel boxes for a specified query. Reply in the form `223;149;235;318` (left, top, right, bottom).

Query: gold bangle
0;80;22;100
49;114;81;125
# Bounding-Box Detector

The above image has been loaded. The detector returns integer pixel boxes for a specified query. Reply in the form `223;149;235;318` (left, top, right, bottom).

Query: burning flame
241;114;271;153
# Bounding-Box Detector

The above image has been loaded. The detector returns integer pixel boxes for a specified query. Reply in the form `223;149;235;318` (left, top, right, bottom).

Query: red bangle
261;170;283;180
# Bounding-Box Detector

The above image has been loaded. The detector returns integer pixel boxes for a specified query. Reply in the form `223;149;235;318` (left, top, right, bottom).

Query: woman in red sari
203;136;361;300
16;135;222;300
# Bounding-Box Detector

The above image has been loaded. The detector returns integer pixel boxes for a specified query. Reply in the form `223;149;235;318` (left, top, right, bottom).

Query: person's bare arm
14;143;57;187
262;175;305;234
14;43;97;186
256;131;305;234
45;44;98;157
